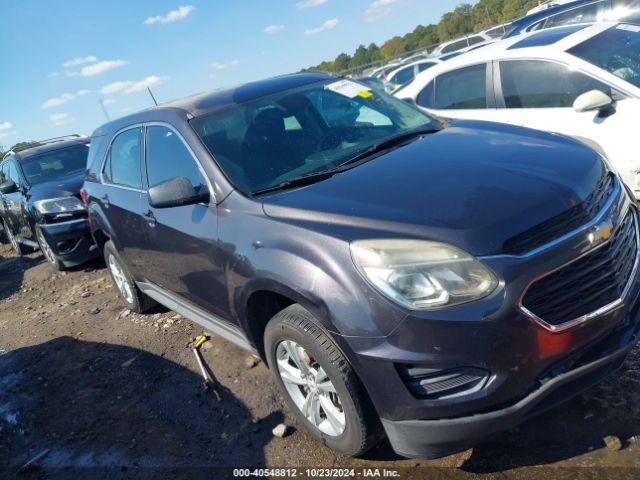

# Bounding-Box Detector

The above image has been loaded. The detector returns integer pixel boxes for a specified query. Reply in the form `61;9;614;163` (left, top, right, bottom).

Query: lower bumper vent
397;365;489;400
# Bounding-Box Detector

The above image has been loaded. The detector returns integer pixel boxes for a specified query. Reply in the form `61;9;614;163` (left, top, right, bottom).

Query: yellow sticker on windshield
358;90;373;98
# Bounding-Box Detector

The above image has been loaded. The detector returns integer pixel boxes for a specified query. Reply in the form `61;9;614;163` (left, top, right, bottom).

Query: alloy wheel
5;224;20;255
276;340;346;436
108;254;134;304
37;228;57;265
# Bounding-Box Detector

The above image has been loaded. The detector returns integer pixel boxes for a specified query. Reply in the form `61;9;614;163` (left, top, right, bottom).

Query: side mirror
0;181;18;195
573;90;614;115
148;176;209;209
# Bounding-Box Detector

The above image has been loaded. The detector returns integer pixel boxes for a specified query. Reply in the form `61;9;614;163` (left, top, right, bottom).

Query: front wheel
3;220;25;256
264;304;382;457
36;226;65;271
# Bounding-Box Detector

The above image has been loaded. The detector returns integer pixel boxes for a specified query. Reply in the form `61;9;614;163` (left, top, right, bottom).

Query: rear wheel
36;226;65;271
264;304;382;457
103;240;155;313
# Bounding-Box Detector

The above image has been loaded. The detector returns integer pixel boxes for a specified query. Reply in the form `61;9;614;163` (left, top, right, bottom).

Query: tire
35;226;66;271
264;304;382;457
3;220;25;256
103;240;155;313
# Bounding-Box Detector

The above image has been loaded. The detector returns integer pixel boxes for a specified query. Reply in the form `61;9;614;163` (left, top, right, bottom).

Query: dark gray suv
83;73;640;459
0;136;97;270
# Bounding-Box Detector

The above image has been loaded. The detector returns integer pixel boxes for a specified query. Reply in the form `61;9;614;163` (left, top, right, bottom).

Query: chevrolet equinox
83;73;640;459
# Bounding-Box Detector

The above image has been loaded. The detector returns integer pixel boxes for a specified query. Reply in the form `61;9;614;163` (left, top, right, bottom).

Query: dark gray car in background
82;73;640;458
0;136;97;270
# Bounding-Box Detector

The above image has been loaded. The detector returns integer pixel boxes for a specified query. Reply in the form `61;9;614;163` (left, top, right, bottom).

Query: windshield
190;79;434;195
568;24;640;88
19;144;89;186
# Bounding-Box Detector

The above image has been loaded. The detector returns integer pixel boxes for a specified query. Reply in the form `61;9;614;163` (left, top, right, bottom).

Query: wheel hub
276;340;346;437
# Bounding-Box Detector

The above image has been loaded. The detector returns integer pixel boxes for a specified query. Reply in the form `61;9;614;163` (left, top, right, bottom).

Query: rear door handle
100;194;110;207
143;210;157;227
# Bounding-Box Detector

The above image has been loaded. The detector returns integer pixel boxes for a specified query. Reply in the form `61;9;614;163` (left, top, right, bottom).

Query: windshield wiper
251;169;340;196
251;127;438;197
337;127;438;168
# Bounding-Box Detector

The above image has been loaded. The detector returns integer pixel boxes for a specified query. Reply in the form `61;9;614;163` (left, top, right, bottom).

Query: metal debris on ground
191;335;222;401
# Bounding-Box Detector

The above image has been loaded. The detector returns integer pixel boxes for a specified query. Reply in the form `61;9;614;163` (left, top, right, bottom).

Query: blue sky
0;0;471;147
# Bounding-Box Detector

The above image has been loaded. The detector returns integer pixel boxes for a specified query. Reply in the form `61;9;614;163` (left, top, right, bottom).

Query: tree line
307;0;543;73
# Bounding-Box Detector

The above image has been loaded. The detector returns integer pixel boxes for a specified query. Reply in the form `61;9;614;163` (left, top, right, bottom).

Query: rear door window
103;127;143;189
499;60;613;108
434;64;487;109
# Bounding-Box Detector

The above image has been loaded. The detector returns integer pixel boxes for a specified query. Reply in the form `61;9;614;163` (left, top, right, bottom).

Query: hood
262;121;606;256
26;171;85;202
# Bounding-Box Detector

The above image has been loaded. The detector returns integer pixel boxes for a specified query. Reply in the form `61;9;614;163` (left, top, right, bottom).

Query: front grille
521;211;638;328
503;172;615;255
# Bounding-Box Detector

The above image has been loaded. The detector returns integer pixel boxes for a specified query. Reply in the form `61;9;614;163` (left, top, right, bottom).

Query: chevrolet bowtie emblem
590;220;614;246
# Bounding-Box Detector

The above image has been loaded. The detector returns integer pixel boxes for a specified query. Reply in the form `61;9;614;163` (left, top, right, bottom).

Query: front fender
231;235;407;339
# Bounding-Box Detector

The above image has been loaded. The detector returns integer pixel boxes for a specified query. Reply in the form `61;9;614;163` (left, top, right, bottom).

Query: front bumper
381;317;638;458
38;218;98;267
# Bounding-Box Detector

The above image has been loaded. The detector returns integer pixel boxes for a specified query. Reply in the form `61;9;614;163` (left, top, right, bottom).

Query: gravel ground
1;242;639;479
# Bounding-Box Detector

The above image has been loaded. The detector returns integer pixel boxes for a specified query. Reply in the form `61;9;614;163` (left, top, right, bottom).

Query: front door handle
143;210;157;227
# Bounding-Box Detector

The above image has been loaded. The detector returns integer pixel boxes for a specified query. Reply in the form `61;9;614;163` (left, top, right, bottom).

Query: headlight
350;239;498;310
33;196;85;215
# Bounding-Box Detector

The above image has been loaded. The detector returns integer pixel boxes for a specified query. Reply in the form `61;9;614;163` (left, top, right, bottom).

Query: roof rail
5;135;83;155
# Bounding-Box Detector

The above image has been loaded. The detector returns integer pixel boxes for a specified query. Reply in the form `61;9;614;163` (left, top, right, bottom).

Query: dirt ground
1;242;639;480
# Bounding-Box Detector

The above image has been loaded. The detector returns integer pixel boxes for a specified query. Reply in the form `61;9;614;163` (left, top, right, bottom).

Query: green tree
306;0;547;73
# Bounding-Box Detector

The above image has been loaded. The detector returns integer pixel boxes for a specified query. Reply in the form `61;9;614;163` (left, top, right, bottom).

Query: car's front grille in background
522;211;638;328
503;172;615;255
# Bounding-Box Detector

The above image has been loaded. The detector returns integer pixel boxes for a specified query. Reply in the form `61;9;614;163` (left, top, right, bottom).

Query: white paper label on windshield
325;80;371;98
617;24;640;32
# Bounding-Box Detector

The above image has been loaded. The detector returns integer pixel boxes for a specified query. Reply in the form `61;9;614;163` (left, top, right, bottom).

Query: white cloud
296;0;327;9
211;59;240;70
305;18;339;35
364;0;401;22
145;5;195;25
102;98;115;105
48;72;60;78
0;121;12;131
68;59;128;77
49;113;75;126
63;55;98;67
42;93;76;109
265;24;285;34
41;89;92;109
101;76;167;95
